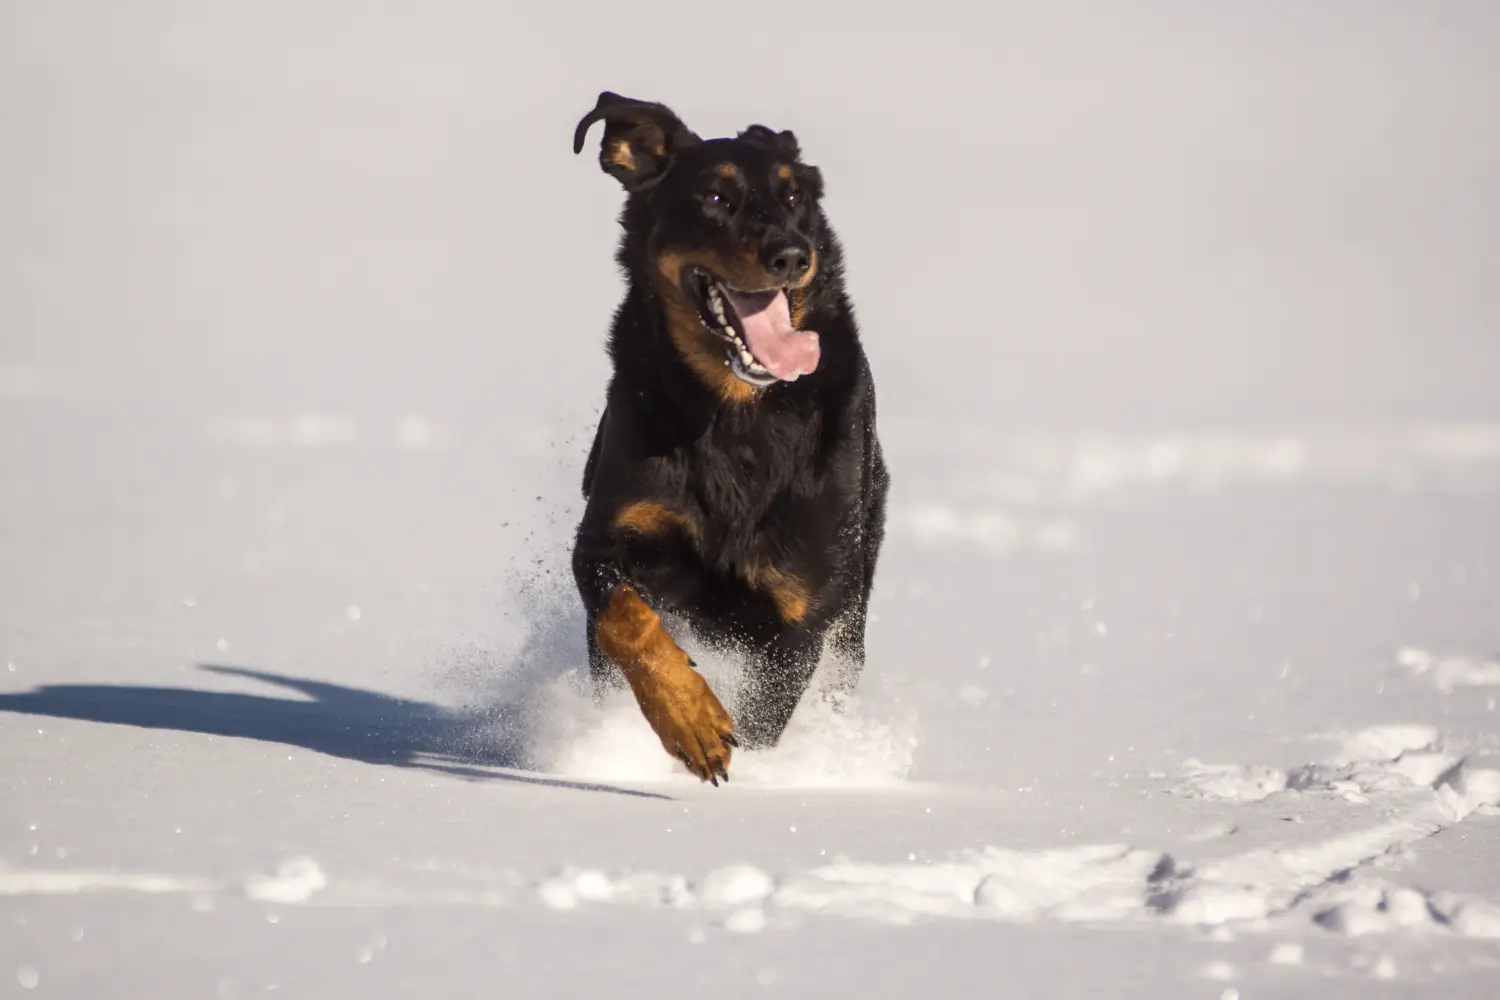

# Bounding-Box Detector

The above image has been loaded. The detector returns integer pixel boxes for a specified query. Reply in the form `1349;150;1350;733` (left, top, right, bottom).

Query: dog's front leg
572;532;736;784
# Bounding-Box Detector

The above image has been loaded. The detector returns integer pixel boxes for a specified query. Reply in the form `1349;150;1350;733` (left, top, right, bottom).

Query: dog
570;92;888;785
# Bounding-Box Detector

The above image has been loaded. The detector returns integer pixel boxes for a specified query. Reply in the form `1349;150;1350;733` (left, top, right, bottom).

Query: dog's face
575;93;828;396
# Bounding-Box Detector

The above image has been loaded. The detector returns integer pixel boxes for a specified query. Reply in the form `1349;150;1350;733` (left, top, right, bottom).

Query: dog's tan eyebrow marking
716;163;740;179
776;164;792;181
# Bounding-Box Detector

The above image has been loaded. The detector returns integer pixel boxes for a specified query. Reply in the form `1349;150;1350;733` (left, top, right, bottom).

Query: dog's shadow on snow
0;654;672;801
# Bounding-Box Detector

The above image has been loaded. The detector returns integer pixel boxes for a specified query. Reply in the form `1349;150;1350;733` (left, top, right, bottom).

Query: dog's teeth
740;349;754;366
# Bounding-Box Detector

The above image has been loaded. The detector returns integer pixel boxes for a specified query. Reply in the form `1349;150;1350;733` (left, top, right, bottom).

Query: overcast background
4;1;1498;431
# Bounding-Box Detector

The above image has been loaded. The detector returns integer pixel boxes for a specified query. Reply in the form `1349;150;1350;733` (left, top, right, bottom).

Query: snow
1398;647;1500;693
4;2;1500;997
242;859;329;906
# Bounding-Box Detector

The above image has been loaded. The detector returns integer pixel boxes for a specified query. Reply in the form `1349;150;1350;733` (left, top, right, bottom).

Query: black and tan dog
570;92;888;785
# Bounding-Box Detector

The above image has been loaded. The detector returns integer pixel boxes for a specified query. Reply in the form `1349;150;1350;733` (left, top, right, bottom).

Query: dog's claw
724;733;739;748
710;775;719;787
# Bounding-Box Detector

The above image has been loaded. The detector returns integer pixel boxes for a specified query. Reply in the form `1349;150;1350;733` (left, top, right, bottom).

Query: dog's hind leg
823;431;888;699
736;628;827;750
825;611;867;697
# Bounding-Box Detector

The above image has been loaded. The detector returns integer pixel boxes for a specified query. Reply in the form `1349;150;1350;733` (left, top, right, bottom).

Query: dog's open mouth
686;268;820;387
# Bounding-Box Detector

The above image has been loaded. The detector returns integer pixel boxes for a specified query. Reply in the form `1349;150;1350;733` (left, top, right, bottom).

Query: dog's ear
573;92;699;191
737;124;801;160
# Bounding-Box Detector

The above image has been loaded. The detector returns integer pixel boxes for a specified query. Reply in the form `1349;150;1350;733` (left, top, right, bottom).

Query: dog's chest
679;411;827;566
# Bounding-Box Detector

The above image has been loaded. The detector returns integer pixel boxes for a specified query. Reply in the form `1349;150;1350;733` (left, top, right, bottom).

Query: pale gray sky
4;1;1497;427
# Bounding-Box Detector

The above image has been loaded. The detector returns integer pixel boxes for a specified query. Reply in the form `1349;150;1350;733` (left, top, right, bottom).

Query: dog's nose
763;244;811;284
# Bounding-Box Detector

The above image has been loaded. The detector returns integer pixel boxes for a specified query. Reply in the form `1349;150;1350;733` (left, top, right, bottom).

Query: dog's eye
784;189;805;210
703;191;735;212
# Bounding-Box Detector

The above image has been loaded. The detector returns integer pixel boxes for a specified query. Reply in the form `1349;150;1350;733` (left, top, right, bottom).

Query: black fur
571;92;888;750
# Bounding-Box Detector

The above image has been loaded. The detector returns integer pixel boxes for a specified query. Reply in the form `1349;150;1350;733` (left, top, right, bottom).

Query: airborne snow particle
346;605;362;621
216;638;229;651
17;965;39;989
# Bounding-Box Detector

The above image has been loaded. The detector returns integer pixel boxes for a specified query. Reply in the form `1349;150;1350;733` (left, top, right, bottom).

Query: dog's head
574;92;831;400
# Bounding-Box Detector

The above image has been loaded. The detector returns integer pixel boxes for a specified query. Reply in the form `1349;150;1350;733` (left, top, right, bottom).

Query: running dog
571;92;888;784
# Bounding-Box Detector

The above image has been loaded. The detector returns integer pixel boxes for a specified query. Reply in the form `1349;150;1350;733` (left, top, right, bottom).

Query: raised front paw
634;663;738;784
593;585;739;784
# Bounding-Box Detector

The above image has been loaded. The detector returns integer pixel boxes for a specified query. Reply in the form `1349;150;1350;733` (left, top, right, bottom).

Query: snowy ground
4;3;1500;998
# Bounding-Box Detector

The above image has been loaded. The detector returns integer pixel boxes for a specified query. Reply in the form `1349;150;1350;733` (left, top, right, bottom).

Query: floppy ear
737;124;801;160
573;92;700;191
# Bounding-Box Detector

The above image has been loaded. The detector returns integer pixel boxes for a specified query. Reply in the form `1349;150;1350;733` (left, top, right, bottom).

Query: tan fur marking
594;585;735;780
716;163;739;179
604;139;636;172
653;248;783;404
656;247;777;294
788;250;818;327
789;289;808;330
615;501;697;541
776;164;793;180
794;248;819;289
744;562;816;625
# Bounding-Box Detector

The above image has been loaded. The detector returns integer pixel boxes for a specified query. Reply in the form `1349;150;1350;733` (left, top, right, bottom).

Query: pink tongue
722;288;820;380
